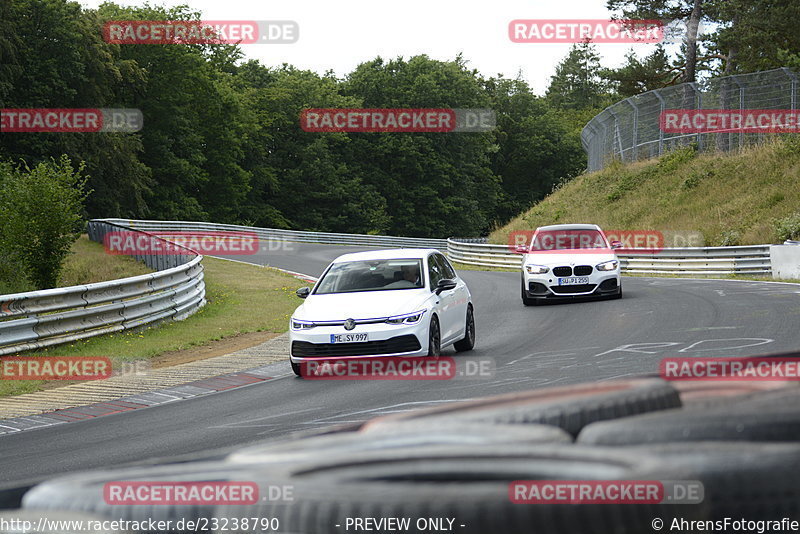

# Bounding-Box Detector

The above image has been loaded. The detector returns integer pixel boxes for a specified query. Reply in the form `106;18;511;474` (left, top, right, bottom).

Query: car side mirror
514;244;529;254
610;240;623;250
435;278;457;294
296;287;311;299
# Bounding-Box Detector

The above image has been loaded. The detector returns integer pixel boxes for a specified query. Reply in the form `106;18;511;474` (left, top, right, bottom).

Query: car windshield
314;259;424;294
530;229;609;251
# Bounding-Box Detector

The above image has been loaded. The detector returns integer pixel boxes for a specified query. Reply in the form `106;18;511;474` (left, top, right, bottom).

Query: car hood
294;289;431;321
523;250;617;267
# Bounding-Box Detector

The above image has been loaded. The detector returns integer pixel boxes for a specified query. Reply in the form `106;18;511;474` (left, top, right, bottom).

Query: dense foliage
0;156;89;290
2;0;799;241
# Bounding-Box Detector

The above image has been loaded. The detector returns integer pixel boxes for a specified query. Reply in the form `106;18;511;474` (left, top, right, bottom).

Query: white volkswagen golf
520;223;622;305
289;249;475;376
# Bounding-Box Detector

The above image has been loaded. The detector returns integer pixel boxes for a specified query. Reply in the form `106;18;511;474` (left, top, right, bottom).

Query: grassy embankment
491;139;800;247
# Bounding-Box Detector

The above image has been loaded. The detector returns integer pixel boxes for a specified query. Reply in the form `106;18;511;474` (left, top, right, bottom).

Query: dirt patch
150;331;282;369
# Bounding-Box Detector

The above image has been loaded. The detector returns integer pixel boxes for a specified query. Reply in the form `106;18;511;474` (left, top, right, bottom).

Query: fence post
629;99;638;161
654;89;665;157
783;67;798;111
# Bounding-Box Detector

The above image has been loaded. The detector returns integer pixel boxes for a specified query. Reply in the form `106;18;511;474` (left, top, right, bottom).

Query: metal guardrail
0;221;206;356
447;239;772;276
95;219;450;250
99;219;773;276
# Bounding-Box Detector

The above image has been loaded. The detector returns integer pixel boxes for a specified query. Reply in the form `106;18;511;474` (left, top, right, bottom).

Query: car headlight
291;319;316;330
385;310;426;325
525;264;549;274
596;260;619;271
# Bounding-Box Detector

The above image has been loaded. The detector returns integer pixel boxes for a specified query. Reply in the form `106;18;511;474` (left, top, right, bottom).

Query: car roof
332;248;440;263
535;223;602;232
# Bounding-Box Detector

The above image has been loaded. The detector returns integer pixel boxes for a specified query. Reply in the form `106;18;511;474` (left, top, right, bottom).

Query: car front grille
550;284;597;295
552;266;572;277
574;265;593;276
292;335;422;358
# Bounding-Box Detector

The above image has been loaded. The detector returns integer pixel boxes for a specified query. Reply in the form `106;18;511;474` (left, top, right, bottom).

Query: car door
440;253;470;341
426;253;449;340
431;253;461;343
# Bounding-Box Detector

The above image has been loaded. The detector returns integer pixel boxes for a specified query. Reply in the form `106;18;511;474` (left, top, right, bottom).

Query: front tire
426;316;441;357
521;280;537;306
611;285;623;300
453;305;475;352
291;360;303;377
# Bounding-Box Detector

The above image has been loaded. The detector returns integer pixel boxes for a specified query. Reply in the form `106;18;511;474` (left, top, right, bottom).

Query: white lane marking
677;338;773;353
303;400;466;425
506;347;600;366
595;342;682;358
207;407;319;429
684;326;739;331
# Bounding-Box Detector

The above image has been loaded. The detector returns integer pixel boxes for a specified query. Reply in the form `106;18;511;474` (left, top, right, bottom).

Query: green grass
0;235;153;294
450;261;517;273
491;138;800;247
0;253;306;398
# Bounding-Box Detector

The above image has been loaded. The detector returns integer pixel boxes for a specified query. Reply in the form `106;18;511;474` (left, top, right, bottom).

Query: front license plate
558;277;589;286
330;333;369;343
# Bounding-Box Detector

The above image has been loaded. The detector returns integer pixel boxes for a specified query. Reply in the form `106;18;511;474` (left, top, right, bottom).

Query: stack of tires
18;378;800;533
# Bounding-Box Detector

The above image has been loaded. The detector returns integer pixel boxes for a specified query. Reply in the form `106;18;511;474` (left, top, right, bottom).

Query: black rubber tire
290;360;302;377
362;379;681;437
426;315;441;357
227;422;572;464
611;285;622;299
21;461;259;530
216;444;705;534
453;305;475;352
521;280;537;306
578;387;800;445
624;442;800;520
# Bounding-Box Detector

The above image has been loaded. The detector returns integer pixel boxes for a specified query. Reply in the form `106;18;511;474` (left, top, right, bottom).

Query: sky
77;0;667;95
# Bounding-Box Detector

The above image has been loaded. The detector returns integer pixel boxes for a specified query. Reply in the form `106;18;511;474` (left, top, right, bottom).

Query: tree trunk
683;0;703;82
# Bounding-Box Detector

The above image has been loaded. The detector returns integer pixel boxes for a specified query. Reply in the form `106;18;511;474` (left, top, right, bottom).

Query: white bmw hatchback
289;249;475;376
520;223;622;305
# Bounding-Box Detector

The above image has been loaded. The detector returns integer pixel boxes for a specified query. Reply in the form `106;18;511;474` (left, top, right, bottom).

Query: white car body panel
521;224;622;301
290;249;472;362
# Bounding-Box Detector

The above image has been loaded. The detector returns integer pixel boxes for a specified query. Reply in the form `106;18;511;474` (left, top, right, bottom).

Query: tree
0;0;21;107
343;55;502;237
0;0;152;218
603;46;678;97
606;0;709;82
484;76;586;222
0;157;90;289
546;42;610;110
705;0;800;75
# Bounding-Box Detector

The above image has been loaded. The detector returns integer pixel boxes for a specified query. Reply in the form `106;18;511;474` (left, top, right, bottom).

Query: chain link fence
582;68;800;171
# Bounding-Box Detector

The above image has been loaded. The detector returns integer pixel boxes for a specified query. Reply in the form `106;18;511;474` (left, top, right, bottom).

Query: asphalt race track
1;242;799;487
